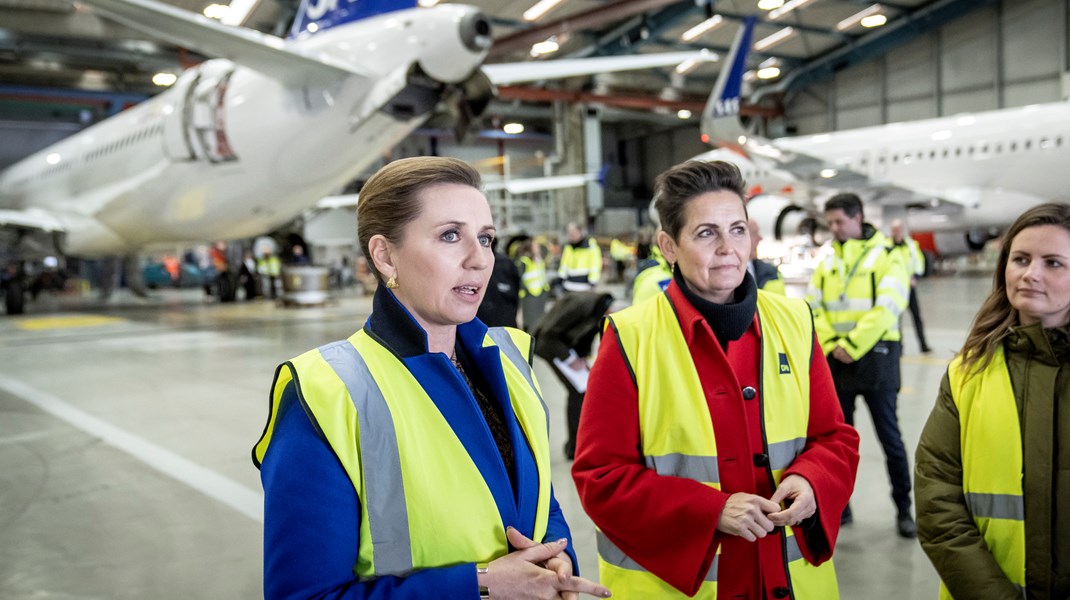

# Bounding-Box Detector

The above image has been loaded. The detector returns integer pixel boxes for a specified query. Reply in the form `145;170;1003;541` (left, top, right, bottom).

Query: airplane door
161;71;197;161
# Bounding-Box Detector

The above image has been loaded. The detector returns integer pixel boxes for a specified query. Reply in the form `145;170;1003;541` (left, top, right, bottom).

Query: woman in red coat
572;160;859;599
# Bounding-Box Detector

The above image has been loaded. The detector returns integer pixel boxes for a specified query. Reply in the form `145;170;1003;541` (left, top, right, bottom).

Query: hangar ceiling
0;0;984;153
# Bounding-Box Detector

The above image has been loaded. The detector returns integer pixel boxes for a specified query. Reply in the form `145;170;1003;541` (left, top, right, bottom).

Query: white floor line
0;373;264;523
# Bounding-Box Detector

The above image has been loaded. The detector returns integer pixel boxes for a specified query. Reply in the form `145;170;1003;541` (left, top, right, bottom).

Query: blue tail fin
700;16;755;146
290;0;418;39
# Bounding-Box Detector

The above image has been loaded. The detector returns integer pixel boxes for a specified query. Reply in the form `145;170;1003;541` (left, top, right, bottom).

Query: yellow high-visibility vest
253;327;552;578
602;290;839;599
559;238;602;290
942;348;1026;599
519;256;550;298
806;232;910;359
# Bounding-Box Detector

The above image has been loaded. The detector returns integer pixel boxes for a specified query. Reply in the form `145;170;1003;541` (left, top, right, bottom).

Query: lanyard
836;244;874;303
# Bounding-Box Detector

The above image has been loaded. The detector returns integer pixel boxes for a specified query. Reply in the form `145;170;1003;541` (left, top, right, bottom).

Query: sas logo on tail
778;353;791;375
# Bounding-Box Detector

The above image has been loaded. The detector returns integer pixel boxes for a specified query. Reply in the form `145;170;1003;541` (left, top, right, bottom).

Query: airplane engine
746;194;821;242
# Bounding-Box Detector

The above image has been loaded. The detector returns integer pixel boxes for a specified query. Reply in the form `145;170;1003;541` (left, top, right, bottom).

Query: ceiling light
152;72;177;86
759;57;780;68
680;15;724;42
677;109;693;119
523;0;565;22
769;0;817;20
503;123;525;134
757;66;781;79
46;153;61;165
418;0;440;5
820;168;837;178
307;22;319;32
753;26;796;51
530;37;560;57
220;0;259;26
675;57;703;74
203;3;228;19
758;0;784;9
860;14;887;27
836;4;883;31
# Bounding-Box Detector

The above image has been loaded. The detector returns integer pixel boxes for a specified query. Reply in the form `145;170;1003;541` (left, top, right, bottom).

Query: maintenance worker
889;219;932;353
558;222;602;292
806;192;915;538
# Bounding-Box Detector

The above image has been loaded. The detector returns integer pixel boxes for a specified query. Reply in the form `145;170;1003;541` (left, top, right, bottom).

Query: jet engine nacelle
746;194;821;242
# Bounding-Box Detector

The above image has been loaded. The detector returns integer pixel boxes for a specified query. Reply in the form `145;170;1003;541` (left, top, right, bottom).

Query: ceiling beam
495;85;783;117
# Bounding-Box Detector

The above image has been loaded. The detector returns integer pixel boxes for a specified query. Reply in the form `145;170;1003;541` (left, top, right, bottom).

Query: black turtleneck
673;265;757;351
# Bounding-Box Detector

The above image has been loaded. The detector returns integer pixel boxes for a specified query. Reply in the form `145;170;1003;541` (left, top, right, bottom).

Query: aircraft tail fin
700;16;755;147
290;0;418;39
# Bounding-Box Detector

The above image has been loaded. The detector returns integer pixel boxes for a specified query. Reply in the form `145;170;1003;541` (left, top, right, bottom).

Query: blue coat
259;286;577;599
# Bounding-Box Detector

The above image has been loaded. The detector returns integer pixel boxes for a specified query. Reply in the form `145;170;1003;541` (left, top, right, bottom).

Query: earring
386;276;399;289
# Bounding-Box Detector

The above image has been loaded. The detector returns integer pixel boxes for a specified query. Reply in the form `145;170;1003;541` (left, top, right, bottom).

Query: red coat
572;281;859;598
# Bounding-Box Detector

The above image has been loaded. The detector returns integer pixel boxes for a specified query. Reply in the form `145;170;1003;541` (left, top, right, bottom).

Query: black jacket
532;292;614;362
477;251;521;328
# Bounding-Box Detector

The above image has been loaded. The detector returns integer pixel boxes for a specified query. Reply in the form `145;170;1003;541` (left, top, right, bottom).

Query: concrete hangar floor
0;273;992;598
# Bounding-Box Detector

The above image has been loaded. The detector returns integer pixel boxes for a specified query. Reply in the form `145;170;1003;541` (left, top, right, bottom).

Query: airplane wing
0;209;66;232
78;0;368;87
484;173;599;194
483;51;716;85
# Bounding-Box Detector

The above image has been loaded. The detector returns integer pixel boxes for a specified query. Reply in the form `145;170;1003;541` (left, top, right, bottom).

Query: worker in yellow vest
517;238;550;331
574;160;859;599
253;157;608;599
889;219;932;353
806;192;915;537
609;237;635;283
257;250;281;299
916;202;1070;599
631;242;672;304
558;222;602;292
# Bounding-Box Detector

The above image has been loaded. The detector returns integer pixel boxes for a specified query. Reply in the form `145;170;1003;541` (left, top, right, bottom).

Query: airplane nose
460;12;493;53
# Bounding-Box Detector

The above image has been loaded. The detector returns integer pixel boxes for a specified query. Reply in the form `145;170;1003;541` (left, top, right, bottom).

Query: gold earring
386;276;399;289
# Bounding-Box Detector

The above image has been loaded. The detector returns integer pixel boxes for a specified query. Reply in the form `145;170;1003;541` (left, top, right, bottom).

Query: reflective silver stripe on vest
644;453;719;484
319;341;414;577
786;532;802;562
598;531;718;583
485;328;550;434
768;437;806;471
965;492;1025;521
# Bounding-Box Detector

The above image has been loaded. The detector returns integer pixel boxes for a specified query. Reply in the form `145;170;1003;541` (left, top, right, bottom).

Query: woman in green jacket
915;202;1070;599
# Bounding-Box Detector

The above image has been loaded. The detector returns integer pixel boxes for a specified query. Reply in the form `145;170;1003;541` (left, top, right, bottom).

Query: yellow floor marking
17;315;127;331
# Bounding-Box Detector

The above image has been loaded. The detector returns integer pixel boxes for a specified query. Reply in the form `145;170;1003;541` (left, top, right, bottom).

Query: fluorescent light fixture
46;153;61;165
681;15;724;42
758;0;785;9
677;109;693;119
152;72;177;86
675;57;703;74
524;0;565;22
503;123;525;134
769;0;817;20
418;0;440;5
203;3;228;19
530;37;560;57
757;66;781;79
759;57;780;68
836;4;883;31
820;168;837;178
860;14;887;27
754;26;796;51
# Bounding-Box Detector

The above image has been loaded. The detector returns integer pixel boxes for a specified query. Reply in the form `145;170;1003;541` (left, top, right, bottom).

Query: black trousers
829;341;911;513
907;288;930;351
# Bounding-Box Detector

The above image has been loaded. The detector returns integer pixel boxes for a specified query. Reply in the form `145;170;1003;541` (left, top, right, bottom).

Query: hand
567;356;588;371
830;346;854;364
767;475;816;527
479;527;611;599
716;493;779;542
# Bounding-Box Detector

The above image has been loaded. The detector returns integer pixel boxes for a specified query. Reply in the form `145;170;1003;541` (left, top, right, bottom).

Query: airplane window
968;147;974;155
942;149;949;158
929;150;936;159
981;144;988;153
955;147;962;156
1010;142;1017;151
1040;137;1050;149
1057;136;1064;147
1025;139;1032;149
892;154;899;163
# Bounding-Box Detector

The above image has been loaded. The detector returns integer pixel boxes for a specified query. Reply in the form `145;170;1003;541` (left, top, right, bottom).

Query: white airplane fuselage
775;101;1070;232
0;5;487;256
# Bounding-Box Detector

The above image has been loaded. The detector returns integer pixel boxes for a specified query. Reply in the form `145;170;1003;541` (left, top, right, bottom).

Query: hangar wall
785;0;1069;135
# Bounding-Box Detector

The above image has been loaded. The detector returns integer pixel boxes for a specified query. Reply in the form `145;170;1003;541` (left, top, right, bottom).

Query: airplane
0;0;714;314
698;16;1070;257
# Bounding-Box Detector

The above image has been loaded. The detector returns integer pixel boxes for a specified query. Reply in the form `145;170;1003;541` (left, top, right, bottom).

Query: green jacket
915;323;1070;599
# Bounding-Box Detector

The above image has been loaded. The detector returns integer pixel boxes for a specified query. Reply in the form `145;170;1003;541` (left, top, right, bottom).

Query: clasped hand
479;527;611;600
716;475;816;542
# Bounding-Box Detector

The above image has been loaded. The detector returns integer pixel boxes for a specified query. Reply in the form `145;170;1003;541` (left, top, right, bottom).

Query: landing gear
4;278;25;315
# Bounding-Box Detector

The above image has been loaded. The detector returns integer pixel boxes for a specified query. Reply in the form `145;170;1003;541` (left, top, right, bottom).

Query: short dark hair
653;160;747;241
824;193;864;219
357;156;482;281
